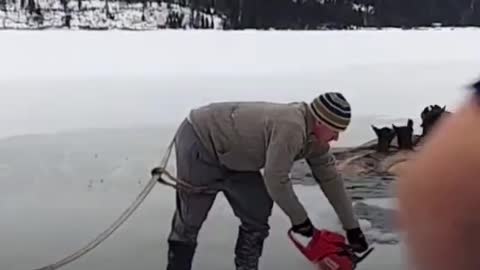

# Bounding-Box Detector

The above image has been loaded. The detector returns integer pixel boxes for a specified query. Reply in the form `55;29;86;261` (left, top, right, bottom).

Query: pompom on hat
308;92;352;132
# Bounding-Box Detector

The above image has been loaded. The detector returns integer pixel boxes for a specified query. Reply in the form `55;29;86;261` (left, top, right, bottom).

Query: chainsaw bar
352;247;375;268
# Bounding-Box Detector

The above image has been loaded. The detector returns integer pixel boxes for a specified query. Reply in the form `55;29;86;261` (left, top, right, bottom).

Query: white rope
32;138;176;270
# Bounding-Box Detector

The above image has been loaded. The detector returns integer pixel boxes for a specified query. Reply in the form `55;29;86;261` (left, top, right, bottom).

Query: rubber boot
166;240;197;270
234;227;267;270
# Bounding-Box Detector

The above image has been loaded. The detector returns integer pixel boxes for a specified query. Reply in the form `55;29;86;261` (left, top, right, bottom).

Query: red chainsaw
288;229;374;270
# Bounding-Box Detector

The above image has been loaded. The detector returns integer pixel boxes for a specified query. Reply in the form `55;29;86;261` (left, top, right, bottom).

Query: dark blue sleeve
473;79;480;94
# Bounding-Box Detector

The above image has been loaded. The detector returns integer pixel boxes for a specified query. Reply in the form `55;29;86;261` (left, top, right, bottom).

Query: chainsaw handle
287;228;314;258
287;229;304;247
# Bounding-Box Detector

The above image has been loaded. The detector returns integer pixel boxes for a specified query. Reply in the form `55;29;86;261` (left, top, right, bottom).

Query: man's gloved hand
346;227;369;253
291;218;315;237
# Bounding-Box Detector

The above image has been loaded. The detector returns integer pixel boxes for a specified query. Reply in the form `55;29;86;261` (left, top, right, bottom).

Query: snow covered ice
0;28;480;270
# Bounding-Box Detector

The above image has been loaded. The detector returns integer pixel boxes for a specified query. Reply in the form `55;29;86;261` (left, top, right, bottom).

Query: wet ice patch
366;230;400;245
359;219;400;244
354;201;399;244
291;186;400;246
361;198;397;209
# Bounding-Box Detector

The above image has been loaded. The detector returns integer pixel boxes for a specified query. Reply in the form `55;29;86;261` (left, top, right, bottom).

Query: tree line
187;0;480;29
1;0;479;29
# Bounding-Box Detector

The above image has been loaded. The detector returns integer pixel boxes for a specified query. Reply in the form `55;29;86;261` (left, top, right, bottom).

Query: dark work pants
166;119;274;270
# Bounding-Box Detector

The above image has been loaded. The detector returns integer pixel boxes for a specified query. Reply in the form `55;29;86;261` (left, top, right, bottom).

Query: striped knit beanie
309;92;352;132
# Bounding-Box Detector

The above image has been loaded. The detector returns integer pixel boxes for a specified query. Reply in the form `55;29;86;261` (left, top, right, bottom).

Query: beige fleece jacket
188;101;359;229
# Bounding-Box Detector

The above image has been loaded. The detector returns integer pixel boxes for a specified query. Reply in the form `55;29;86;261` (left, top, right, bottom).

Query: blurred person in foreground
397;78;480;270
